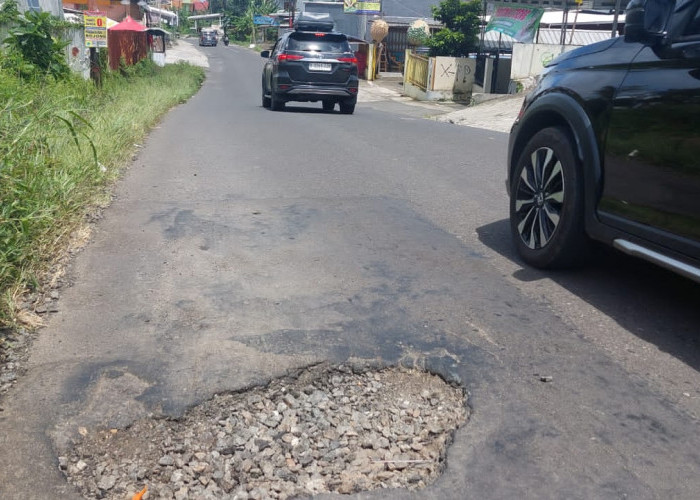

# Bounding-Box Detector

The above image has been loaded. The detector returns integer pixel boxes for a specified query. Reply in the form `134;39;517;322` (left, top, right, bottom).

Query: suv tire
322;100;335;111
271;92;285;111
262;78;271;108
510;126;590;269
339;99;355;115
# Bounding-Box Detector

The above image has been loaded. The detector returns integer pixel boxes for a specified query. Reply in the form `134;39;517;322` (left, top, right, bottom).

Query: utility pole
611;0;623;37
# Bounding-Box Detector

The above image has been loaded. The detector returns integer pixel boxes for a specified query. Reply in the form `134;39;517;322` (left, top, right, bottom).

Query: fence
405;52;429;91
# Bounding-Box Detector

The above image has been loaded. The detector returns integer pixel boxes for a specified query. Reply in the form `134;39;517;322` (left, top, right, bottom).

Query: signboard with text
343;0;381;14
253;15;279;25
485;3;544;43
84;11;108;48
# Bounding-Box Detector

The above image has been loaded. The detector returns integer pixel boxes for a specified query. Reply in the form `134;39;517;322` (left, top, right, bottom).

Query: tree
427;0;482;57
225;0;278;42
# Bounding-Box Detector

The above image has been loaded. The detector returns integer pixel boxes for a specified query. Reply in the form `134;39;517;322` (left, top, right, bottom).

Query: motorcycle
223;35;229;46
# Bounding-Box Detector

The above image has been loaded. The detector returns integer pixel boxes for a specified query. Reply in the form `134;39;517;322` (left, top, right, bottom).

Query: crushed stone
60;363;469;499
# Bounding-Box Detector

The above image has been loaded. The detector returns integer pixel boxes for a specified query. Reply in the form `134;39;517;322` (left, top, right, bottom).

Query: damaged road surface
62;364;468;499
2;44;700;499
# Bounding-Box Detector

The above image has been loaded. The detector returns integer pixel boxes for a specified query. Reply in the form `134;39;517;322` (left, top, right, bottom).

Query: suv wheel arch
509;93;604;237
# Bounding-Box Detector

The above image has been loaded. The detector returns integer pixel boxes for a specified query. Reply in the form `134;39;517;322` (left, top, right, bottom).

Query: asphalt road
1;41;700;499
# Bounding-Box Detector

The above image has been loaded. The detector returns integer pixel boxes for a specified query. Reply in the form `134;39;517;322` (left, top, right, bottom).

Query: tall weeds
0;60;204;327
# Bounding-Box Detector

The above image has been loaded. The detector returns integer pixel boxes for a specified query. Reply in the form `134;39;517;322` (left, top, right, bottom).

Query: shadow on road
477;219;700;374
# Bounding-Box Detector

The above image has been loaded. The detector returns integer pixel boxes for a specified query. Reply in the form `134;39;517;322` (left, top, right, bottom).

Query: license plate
308;62;332;72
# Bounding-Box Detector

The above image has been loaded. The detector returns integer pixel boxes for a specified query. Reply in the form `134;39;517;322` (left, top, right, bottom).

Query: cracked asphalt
1;40;700;500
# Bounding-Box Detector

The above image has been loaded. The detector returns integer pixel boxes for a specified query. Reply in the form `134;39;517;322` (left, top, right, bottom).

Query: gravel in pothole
60;363;469;499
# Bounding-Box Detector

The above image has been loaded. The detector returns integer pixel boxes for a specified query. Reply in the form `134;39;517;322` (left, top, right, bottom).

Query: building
302;0;438;72
13;0;64;17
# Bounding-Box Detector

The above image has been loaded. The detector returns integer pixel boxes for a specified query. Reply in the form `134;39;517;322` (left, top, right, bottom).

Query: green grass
0;59;204;327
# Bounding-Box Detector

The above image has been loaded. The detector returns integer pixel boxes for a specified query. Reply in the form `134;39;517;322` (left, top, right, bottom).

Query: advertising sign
343;0;381;14
485;3;544;43
84;11;108;48
253;15;279;25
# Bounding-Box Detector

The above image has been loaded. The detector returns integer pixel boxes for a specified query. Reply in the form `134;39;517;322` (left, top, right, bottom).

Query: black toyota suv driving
260;13;359;114
507;0;700;283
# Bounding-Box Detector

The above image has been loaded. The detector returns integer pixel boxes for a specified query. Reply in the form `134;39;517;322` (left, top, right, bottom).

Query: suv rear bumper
277;84;358;102
287;87;356;96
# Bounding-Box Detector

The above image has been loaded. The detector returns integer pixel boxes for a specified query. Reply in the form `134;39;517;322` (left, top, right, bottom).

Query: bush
427;0;481;57
407;26;430;47
427;29;471;57
2;3;71;80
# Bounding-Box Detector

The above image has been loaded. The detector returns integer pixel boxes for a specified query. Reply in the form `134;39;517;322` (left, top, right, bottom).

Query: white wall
66;27;90;79
404;56;476;102
39;0;62;16
429;56;476;94
510;43;579;80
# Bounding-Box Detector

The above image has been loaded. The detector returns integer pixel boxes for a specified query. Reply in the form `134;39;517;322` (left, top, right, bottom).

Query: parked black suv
260;13;359;113
507;0;700;282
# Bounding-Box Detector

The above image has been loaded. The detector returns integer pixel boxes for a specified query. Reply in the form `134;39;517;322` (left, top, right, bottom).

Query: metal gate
385;27;407;72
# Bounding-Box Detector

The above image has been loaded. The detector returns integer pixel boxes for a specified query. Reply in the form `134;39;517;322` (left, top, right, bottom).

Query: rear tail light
277;53;304;62
337;57;358;64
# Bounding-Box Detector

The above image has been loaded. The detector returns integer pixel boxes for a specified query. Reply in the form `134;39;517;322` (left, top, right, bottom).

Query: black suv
507;0;700;283
260;13;359;114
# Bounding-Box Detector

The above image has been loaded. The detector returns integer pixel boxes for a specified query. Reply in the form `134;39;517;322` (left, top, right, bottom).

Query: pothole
60;363;469;499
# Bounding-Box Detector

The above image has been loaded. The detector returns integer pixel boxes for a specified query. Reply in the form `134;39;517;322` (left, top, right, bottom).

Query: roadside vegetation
427;0;482;57
223;0;278;44
172;0;278;43
0;1;204;329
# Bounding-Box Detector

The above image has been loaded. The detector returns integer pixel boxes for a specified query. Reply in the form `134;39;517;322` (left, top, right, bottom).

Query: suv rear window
287;33;350;53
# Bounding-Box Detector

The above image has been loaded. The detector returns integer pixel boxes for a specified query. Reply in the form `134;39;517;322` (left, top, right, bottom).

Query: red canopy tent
110;16;146;32
108;16;148;70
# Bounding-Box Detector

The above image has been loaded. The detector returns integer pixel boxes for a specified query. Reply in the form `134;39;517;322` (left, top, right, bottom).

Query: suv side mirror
260;50;270;58
624;0;672;44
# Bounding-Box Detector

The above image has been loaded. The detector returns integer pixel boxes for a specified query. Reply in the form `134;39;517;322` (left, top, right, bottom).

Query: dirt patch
61;363;469;499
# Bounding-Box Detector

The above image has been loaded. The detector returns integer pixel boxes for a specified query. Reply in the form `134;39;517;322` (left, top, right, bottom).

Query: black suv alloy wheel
510;127;590;269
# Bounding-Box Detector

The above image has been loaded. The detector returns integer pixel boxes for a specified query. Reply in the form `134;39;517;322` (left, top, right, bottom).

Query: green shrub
2;3;71;80
407;26;430;47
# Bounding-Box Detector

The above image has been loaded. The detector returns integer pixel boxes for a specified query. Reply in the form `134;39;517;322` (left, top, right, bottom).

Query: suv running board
613;239;700;283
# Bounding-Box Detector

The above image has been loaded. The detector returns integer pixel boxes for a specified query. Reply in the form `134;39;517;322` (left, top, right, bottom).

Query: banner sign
253;15;279;25
485;3;544;43
84;11;108;48
343;1;381;14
